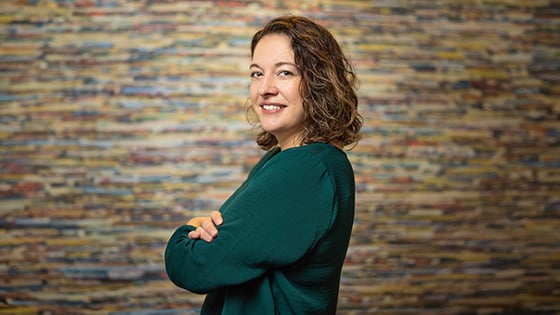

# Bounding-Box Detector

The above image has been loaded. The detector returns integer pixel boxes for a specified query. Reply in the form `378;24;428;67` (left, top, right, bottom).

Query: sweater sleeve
164;148;335;294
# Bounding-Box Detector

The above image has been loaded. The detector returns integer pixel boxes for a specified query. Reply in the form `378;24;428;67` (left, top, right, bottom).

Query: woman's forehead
252;34;294;64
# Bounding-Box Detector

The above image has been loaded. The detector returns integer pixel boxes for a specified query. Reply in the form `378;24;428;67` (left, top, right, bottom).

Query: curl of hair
248;15;362;150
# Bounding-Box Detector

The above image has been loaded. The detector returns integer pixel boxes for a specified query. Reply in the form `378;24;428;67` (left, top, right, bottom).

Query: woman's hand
187;210;223;243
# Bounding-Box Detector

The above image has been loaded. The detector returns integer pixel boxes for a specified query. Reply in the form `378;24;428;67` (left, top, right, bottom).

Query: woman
165;15;362;314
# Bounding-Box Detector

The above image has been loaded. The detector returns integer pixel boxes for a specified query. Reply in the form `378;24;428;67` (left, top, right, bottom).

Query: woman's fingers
188;229;201;239
201;219;219;238
210;210;223;225
187;211;223;242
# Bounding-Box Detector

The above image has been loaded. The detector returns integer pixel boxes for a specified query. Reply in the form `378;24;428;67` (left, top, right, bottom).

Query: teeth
262;104;283;111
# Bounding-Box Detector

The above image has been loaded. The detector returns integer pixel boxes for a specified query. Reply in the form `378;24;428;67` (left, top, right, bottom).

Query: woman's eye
278;70;293;77
250;71;262;78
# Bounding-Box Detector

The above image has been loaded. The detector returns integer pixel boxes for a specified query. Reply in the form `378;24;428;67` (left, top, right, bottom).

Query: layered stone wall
1;0;559;314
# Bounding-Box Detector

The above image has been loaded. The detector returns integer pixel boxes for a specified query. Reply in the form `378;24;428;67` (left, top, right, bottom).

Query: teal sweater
165;143;355;314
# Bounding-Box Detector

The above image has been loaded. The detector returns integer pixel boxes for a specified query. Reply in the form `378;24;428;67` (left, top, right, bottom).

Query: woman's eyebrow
249;62;296;69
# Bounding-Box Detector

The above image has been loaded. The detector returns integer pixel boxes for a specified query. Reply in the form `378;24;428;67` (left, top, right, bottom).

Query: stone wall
1;0;559;314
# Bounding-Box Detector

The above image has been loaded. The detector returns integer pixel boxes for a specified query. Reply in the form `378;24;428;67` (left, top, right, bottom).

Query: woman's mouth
261;104;286;112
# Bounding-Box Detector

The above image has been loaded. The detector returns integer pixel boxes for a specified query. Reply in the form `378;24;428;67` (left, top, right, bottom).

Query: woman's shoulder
285;142;346;160
272;142;349;170
250;143;353;188
299;142;344;155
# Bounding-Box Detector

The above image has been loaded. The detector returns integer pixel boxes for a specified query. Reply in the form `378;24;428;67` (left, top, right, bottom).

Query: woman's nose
258;76;278;96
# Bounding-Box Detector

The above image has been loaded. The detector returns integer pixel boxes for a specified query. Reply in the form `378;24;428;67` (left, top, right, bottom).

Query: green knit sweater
165;143;355;314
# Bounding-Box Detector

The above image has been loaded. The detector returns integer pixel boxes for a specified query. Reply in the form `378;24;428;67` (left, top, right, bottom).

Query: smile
261;104;286;111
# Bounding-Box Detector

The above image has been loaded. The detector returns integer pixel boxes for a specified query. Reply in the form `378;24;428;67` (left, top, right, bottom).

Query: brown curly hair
247;15;362;150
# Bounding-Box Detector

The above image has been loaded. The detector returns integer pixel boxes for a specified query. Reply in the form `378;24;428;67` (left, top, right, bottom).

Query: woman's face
250;33;305;150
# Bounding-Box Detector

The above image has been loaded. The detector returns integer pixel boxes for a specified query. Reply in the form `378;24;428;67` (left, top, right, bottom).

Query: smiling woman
165;15;363;315
249;33;305;150
248;15;362;151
